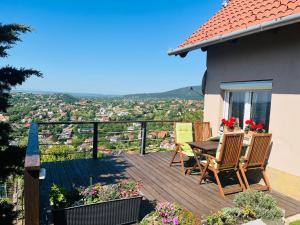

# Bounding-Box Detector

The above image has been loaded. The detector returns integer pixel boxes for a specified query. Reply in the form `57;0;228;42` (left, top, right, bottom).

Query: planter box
52;196;143;225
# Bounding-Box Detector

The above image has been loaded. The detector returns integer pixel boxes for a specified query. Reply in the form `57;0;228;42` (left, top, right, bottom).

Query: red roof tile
178;0;300;49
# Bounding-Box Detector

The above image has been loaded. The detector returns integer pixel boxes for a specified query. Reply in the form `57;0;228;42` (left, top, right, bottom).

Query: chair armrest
202;153;220;163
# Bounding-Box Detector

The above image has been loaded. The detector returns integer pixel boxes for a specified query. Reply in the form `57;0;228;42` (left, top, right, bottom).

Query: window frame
221;81;272;129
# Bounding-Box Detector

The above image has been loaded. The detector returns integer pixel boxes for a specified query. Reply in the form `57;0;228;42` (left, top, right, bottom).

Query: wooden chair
194;121;212;142
170;122;195;175
239;133;272;191
199;132;246;197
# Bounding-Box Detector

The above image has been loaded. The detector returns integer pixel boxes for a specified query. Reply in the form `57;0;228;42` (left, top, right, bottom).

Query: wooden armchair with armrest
199;132;246;197
239;133;272;191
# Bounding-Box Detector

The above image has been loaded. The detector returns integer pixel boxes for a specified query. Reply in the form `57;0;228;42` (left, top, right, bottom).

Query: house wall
204;23;300;200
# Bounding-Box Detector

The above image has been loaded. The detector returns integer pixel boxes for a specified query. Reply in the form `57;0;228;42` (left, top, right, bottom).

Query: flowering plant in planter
50;180;143;207
51;181;143;225
245;119;265;133
78;180;143;205
221;117;240;132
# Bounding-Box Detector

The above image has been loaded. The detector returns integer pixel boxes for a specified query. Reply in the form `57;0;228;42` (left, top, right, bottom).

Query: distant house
169;0;300;200
158;131;168;139
0;114;9;122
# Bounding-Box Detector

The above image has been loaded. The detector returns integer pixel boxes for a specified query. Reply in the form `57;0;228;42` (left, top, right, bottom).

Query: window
250;91;272;130
222;81;272;130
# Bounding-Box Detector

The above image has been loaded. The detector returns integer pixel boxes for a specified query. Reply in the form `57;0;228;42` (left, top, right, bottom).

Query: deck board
40;152;300;224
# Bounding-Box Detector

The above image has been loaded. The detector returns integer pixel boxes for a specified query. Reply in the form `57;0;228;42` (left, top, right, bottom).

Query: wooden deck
40;152;300;224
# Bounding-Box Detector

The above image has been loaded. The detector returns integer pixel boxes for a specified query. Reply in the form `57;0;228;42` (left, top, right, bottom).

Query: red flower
250;124;257;130
229;117;236;123
227;121;234;128
246;119;254;125
221;118;227;124
256;123;264;130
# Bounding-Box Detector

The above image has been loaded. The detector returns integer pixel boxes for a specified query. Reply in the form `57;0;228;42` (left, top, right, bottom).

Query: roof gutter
168;12;300;57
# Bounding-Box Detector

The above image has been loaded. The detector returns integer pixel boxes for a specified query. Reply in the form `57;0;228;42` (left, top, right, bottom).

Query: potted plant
221;118;240;133
50;181;143;225
244;119;265;137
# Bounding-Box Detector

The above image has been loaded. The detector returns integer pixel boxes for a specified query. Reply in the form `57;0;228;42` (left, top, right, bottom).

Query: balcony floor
40;152;300;224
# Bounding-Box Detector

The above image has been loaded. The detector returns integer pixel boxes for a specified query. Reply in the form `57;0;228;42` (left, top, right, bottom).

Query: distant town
4;92;203;161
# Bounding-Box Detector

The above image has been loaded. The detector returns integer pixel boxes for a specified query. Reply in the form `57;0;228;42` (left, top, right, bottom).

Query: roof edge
168;12;300;57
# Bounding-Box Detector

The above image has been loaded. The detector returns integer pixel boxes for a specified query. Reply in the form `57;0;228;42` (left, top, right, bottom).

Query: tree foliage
0;23;42;181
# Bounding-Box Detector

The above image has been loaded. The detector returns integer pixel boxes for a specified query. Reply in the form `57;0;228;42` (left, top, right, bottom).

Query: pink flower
173;217;179;225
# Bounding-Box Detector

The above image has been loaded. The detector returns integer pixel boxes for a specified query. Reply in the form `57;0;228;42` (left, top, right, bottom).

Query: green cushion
181;143;194;157
175;123;193;144
215;134;224;161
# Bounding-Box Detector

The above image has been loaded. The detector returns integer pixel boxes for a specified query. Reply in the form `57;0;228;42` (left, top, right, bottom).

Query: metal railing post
93;122;98;159
140;122;147;156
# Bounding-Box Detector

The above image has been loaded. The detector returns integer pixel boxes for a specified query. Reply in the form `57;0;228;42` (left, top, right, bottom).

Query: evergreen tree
0;23;42;181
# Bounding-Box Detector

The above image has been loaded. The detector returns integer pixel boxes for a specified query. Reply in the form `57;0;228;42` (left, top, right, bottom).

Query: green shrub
178;207;201;225
140;202;200;225
207;208;241;225
234;190;284;220
0;198;16;225
49;184;80;209
206;191;284;225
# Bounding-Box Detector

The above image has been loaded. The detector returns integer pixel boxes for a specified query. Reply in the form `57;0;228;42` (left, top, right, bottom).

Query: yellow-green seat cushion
180;143;194;157
175;123;193;144
215;134;224;161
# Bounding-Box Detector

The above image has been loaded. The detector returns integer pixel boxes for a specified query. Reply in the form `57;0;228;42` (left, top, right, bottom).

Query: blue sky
1;0;222;95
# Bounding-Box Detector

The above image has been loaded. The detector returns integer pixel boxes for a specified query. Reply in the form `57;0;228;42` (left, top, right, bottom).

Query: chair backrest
174;122;193;144
217;132;244;170
244;133;272;168
194;121;212;142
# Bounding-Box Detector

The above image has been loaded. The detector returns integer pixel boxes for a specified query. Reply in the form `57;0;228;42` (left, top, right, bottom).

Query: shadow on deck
40;152;300;224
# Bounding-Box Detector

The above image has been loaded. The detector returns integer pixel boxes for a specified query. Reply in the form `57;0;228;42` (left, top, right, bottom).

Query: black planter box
52;196;143;225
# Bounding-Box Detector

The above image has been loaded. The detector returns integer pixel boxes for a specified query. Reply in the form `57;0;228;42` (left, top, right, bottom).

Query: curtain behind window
250;91;272;130
228;92;245;128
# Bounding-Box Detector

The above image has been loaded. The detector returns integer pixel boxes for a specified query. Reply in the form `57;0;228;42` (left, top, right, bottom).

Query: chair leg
179;152;186;175
213;169;225;198
239;165;250;189
169;150;178;167
236;170;246;191
199;163;209;184
262;170;272;191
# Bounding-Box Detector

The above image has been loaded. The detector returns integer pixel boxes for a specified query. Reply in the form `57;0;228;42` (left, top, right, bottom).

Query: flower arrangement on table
140;202;200;225
244;119;265;135
220;117;240;132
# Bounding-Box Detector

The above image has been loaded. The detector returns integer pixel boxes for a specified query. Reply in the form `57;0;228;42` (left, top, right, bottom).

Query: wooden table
188;140;249;174
186;140;219;174
189;141;219;153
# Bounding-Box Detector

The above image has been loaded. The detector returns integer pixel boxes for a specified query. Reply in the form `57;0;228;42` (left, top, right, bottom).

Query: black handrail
37;120;182;157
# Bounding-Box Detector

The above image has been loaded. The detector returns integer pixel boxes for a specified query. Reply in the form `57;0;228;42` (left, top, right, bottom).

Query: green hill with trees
124;86;203;100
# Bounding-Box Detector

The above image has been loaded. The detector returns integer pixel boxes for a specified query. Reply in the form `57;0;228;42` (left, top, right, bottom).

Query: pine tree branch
0;23;32;57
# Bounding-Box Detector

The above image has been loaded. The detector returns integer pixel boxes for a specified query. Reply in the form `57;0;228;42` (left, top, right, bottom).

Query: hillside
124;86;203;100
15;86;203;100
